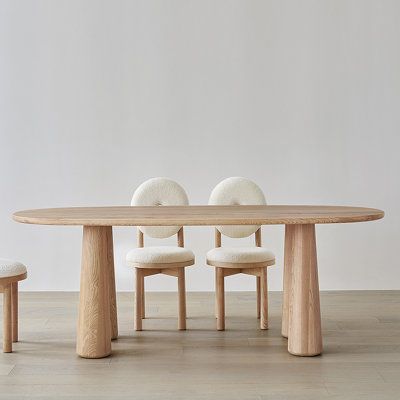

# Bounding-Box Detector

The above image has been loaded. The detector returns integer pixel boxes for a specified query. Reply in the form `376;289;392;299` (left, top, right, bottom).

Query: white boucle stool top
209;177;266;238
0;259;27;278
131;177;189;238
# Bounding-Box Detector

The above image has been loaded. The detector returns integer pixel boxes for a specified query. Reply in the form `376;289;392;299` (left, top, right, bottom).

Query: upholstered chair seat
127;246;195;266
0;259;27;278
206;247;275;266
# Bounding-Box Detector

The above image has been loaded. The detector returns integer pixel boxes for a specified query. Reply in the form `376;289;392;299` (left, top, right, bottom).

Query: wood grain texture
256;228;262;320
216;267;225;331
13;205;384;226
177;268;186;330
282;224;295;338
177;227;184;247
135;268;143;331
3;291;400;399
106;227;118;340
215;229;221;247
11;282;18;342
260;268;268;330
256;276;261;319
3;285;12;353
288;224;322;356
76;226;112;358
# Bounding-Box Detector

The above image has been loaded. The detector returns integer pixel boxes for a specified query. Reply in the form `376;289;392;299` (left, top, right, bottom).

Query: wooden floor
0;291;399;399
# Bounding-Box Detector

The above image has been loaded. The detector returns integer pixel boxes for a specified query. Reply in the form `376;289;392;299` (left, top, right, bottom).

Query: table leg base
287;224;323;357
77;226;112;359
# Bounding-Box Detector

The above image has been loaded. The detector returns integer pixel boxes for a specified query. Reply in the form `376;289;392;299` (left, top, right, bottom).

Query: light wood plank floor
0;291;399;399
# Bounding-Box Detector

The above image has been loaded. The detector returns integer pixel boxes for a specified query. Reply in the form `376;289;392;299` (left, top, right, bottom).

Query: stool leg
3;285;12;352
256;276;261;319
177;269;186;330
135;268;143;331
11;282;18;342
216;268;225;331
260;267;268;330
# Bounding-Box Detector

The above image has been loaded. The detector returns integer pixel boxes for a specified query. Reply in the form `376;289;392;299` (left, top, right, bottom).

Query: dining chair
206;177;275;331
0;259;27;352
126;178;195;331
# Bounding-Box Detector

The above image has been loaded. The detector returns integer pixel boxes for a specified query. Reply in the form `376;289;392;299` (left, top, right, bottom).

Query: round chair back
131;178;189;238
209;177;266;238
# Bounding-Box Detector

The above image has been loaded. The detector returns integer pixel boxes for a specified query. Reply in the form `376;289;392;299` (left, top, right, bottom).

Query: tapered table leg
288;224;322;356
106;227;118;340
282;225;294;338
77;226;112;358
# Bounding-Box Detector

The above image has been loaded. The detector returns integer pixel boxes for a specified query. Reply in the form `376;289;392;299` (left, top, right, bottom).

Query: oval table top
13;205;384;226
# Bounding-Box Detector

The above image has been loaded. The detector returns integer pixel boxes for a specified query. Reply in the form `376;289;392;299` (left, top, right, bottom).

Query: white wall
1;0;399;291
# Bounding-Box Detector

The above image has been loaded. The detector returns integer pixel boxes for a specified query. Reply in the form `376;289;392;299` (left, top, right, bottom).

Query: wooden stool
0;259;27;352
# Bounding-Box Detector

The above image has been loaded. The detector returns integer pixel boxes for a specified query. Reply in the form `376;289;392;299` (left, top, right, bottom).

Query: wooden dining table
13;205;384;359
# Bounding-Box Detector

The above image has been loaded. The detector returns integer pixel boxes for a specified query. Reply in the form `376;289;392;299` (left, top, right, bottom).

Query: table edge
12;205;385;226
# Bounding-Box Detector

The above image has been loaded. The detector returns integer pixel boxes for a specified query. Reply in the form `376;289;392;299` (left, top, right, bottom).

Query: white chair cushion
0;259;27;278
127;246;195;266
131;177;189;239
207;247;275;265
209;177;266;238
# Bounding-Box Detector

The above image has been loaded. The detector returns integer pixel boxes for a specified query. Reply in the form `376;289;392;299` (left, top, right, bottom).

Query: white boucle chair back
131;178;189;239
209;177;266;238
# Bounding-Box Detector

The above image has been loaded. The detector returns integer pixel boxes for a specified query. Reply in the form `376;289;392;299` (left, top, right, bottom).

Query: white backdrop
0;0;398;291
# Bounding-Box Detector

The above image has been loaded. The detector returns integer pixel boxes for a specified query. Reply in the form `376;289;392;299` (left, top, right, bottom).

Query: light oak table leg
106;227;118;340
3;285;12;353
216;268;225;331
288;224;322;356
177;269;186;330
260;268;268;330
11;282;18;343
282;225;294;338
77;226;112;359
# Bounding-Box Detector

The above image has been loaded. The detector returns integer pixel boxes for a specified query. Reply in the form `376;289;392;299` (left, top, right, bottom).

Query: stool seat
127;246;195;267
0;258;27;353
206;247;275;267
0;259;27;279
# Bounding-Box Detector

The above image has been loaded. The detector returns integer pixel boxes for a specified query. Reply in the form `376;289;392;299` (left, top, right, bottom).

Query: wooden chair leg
141;274;145;319
177;269;186;330
260;267;268;330
214;268;218;318
135;268;143;331
256;276;261;319
216;267;225;331
3;285;12;352
11;282;18;343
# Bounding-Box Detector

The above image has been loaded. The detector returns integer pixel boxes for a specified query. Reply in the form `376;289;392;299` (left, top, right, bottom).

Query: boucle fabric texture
0;259;27;278
207;247;275;264
209;177;266;238
126;246;195;265
131;177;189;238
